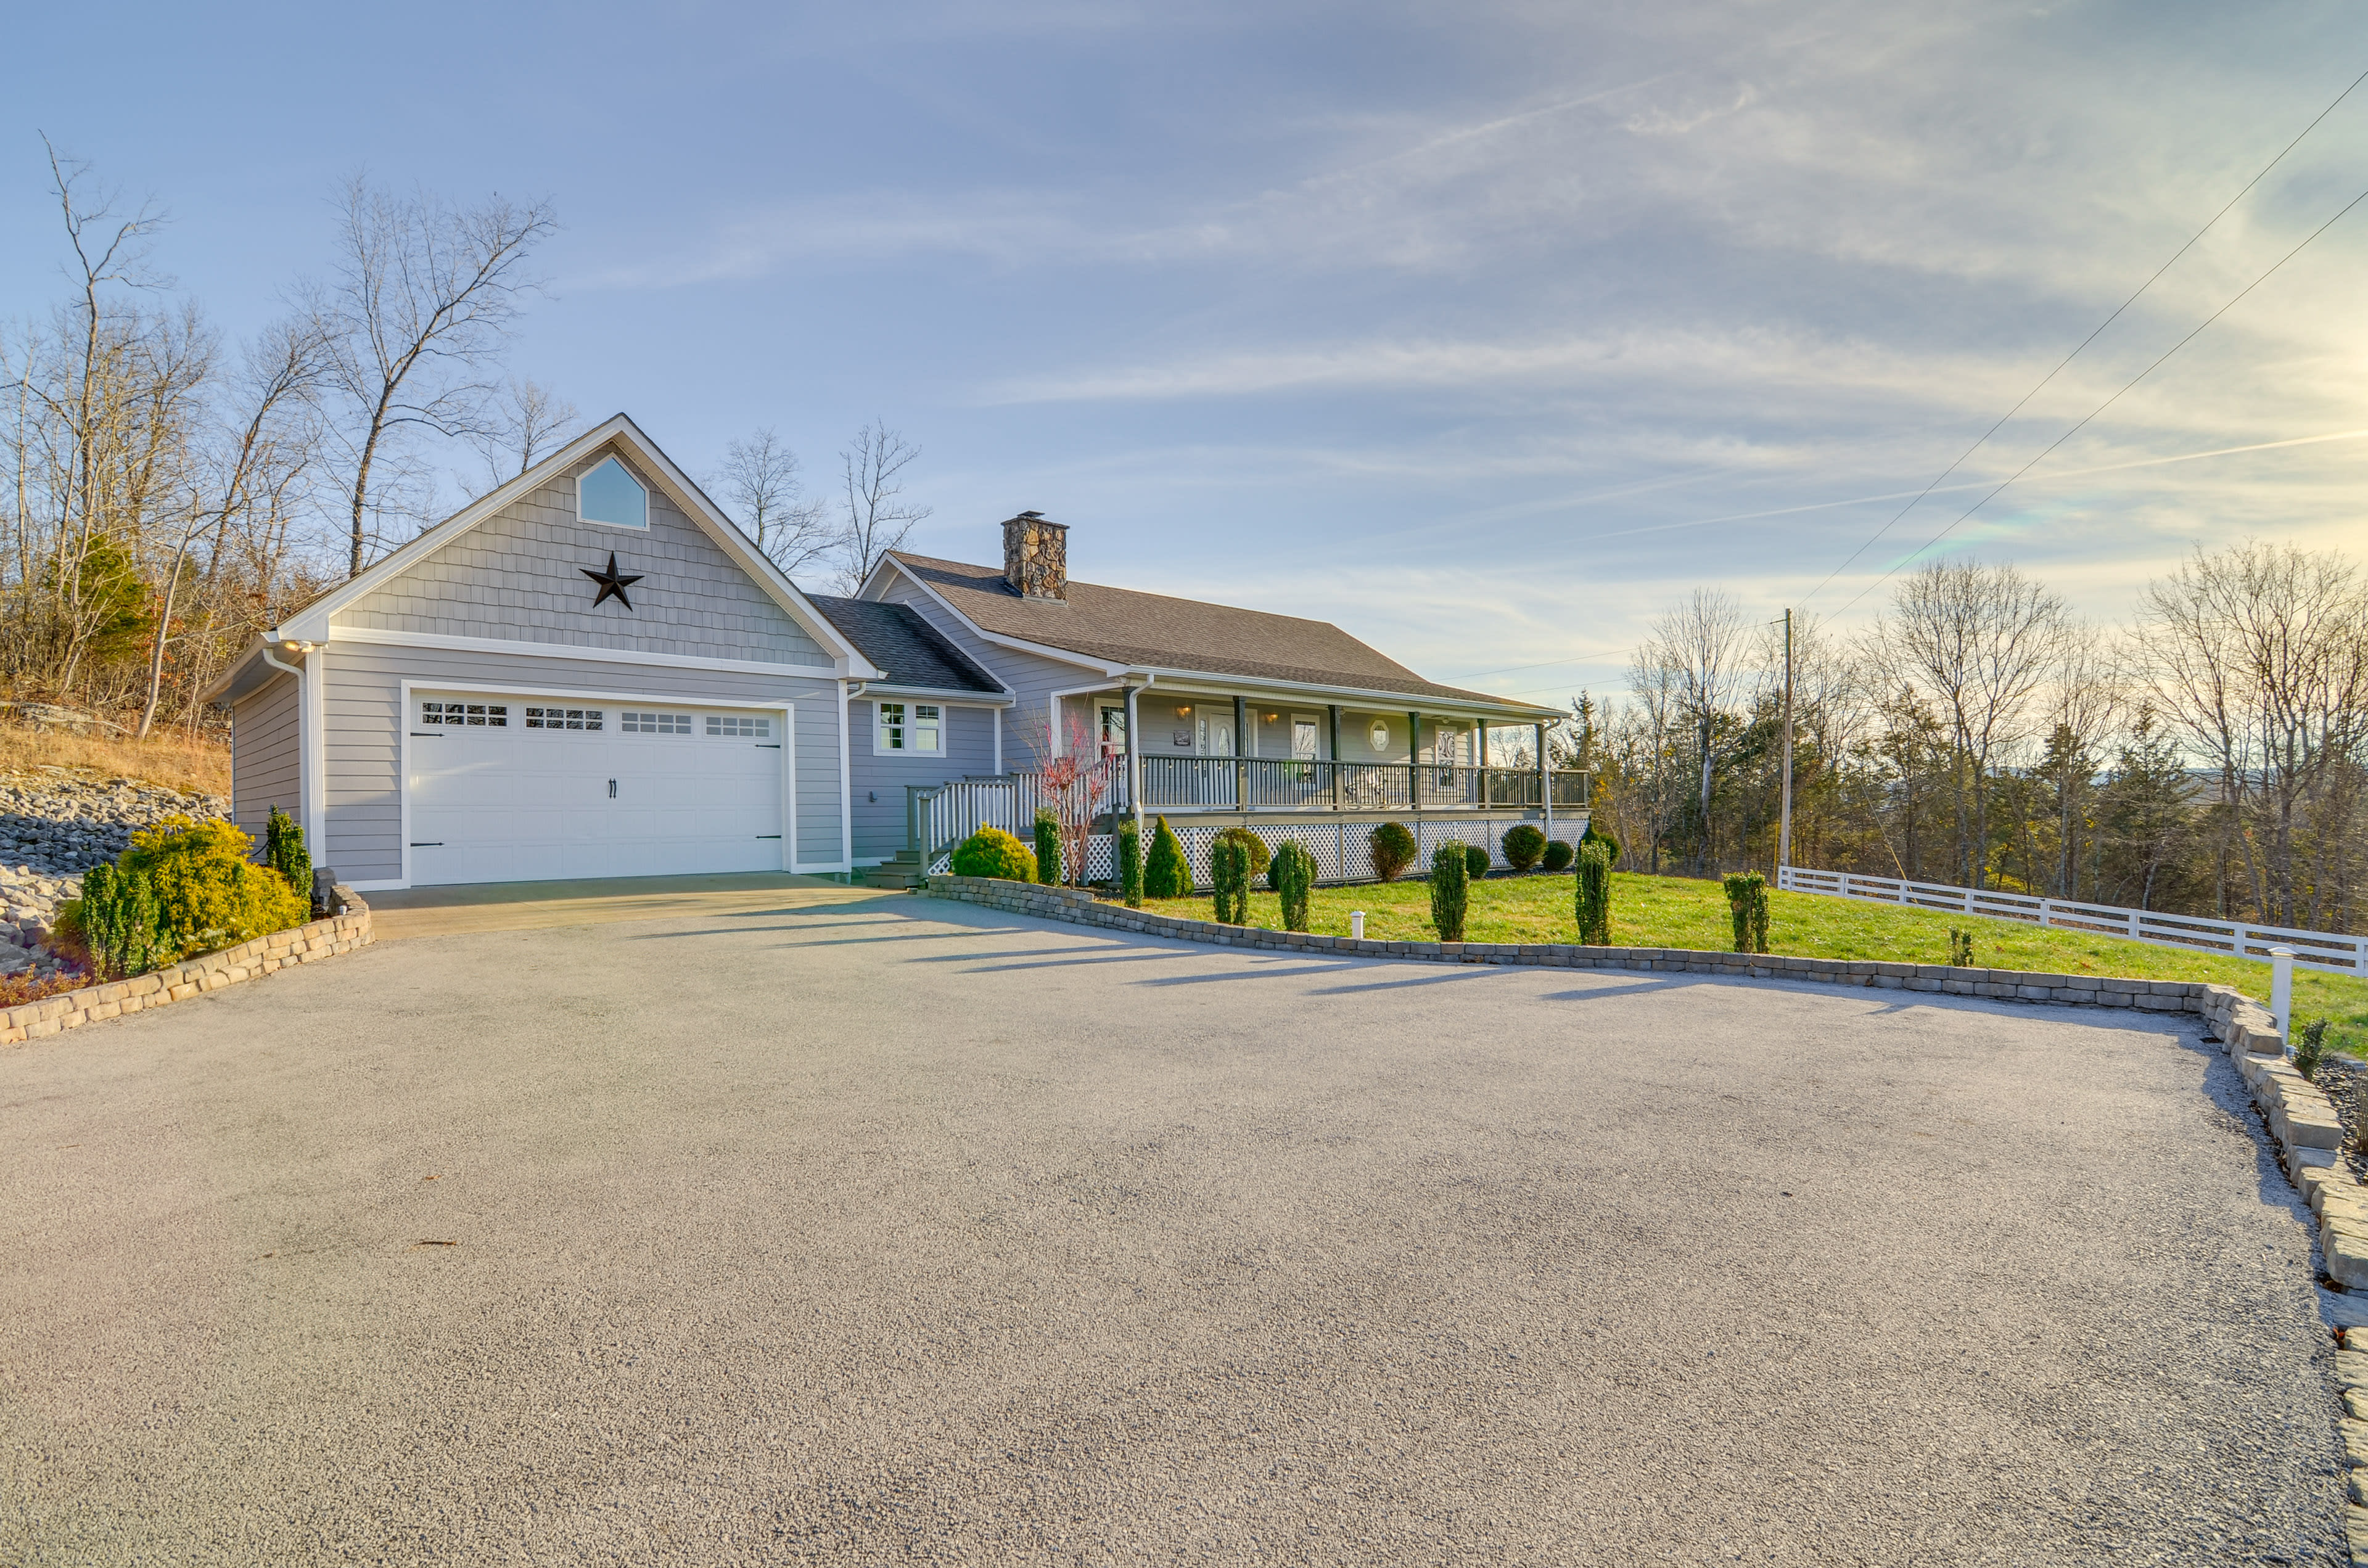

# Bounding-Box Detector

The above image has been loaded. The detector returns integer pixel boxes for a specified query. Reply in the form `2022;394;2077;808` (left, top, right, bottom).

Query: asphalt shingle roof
807;594;1006;695
884;552;1550;713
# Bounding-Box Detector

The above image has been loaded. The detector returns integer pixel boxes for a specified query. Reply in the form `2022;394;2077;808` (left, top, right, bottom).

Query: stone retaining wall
0;889;371;1047
926;874;2222;1014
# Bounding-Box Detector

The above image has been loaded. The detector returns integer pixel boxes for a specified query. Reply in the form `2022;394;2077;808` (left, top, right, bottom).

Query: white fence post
2270;946;2294;1038
1351;911;1366;940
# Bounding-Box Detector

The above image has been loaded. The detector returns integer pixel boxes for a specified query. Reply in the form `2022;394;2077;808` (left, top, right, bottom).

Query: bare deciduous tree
1869;559;2066;887
834;421;930;593
470;377;578;488
714;427;832;577
1642;588;1748;873
2137;541;2368;926
324;176;556;576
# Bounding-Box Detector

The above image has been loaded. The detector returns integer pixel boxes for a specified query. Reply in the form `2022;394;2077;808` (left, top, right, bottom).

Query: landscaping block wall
0;890;372;1046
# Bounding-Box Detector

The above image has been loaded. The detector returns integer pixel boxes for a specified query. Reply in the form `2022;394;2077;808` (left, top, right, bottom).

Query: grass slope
1141;871;2368;1053
0;721;229;797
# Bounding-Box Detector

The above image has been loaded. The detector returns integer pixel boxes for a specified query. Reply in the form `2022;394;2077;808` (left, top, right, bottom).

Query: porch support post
1476;719;1488;800
1328;705;1342;810
1536;721;1552;834
1124;684;1142;841
1233;694;1249;813
1408;711;1421;811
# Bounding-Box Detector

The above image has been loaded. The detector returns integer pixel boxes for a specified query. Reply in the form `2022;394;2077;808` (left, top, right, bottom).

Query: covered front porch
1058;686;1585;817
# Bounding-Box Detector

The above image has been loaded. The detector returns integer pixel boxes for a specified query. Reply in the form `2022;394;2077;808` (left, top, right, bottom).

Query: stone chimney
1001;511;1068;601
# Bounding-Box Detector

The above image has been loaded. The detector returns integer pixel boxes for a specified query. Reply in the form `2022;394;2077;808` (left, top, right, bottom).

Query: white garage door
406;691;787;885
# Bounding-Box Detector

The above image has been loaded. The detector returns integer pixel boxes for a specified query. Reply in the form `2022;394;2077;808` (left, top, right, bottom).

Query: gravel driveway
0;892;2348;1565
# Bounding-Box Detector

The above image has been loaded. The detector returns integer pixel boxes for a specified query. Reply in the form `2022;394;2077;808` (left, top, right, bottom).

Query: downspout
1127;675;1153;842
259;636;320;857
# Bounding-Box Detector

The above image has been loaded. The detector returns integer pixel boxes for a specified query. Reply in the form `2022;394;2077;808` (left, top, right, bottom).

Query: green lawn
1140;872;2368;1053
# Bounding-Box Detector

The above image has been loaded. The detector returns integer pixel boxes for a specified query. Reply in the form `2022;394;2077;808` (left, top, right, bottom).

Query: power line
1833;176;2368;616
1801;62;2368;608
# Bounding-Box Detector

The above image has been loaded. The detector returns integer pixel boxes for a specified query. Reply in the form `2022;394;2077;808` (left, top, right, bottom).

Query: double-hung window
876;700;943;754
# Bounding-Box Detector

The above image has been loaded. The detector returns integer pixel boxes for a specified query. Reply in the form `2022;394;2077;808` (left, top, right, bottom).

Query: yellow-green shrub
950;824;1039;882
120;815;309;964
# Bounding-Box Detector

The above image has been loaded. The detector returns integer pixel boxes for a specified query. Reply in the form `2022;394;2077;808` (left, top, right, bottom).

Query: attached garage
403;689;792;885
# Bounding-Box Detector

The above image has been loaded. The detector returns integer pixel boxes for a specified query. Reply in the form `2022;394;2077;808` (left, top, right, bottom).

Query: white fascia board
282;413;886;680
329;625;842;682
1123;666;1564;721
200;640;275;705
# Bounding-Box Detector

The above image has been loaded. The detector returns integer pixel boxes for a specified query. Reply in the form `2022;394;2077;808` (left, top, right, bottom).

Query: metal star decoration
580;552;643;611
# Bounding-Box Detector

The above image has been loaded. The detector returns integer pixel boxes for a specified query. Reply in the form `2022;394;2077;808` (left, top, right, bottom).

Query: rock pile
0;767;230;878
0;766;233;980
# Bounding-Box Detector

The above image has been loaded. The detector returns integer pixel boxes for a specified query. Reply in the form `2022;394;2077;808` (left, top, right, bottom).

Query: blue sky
9;1;2367;702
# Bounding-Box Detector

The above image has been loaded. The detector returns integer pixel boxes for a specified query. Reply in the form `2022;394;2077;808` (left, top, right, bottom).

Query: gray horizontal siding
341;445;831;668
321;641;845;884
230;671;300;845
849;701;998;862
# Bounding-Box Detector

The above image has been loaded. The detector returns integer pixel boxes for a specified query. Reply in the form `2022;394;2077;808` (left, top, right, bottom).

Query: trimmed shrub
1575;841;1611;945
1273;840;1316;932
1214;826;1270;884
1580;823;1620;866
1033;807;1061;884
266;805;311;910
1211;834;1251;925
1501;823;1547;872
1118;818;1143;907
2298;1018;2330;1082
121;815;309;966
1428;842;1469;942
1368;821;1417;882
1145;816;1191;898
951;824;1038;882
1948;927;1973;966
1722;872;1770;954
1462;842;1489;881
1540;839;1574;873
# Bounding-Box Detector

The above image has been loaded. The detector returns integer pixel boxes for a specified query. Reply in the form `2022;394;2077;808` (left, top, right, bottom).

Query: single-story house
207;417;1581;892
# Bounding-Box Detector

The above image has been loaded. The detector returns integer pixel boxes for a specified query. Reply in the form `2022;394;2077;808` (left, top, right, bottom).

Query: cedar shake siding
340;447;830;667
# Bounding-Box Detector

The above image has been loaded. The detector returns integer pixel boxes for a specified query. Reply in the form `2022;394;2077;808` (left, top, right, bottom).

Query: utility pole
1777;608;1795;879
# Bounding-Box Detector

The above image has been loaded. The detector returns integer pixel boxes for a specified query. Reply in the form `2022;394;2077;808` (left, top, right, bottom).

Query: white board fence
1777;865;2368;977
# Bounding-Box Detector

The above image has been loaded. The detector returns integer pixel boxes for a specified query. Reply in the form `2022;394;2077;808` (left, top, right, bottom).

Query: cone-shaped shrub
1580;823;1620;866
1273;840;1316;932
1501;823;1547;872
1145;816;1191;898
1211;834;1251;925
1118;818;1143;906
1722;872;1770;954
1368;821;1416;882
266;805;311;909
1032;808;1061;884
1575;842;1611;945
951;824;1037;881
1429;841;1469;942
1462;842;1489;881
1541;839;1574;873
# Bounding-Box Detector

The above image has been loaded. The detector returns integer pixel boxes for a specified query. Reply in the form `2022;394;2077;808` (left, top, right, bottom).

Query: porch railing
1133;756;1586;813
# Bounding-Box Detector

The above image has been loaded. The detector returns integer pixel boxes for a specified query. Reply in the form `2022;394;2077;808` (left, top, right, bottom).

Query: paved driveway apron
1;893;2347;1565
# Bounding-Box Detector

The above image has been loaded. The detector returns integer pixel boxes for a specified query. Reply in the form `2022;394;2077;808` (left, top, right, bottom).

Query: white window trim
576;456;651;532
385;678;801;892
872;698;944;757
